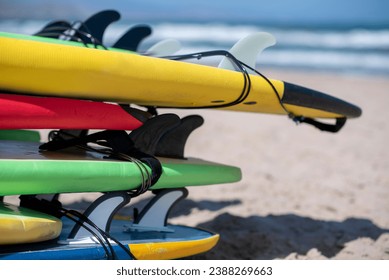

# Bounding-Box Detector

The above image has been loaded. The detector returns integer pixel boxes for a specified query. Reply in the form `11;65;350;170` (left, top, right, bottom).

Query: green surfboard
0;130;40;142
0;31;133;54
0;140;241;196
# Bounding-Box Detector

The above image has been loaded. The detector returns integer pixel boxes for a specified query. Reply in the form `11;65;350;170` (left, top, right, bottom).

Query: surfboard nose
281;82;362;118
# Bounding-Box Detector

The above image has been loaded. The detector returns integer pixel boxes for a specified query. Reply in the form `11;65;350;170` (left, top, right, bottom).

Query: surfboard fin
129;189;188;232
145;39;182;56
68;192;131;239
155;115;204;159
33;10;120;46
112;25;152;51
129;114;204;158
62;189;188;243
218;32;276;73
129;114;181;155
76;10;121;45
34;21;72;38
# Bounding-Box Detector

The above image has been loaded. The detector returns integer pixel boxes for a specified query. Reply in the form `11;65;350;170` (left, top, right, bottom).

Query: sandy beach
5;68;388;259
165;69;389;259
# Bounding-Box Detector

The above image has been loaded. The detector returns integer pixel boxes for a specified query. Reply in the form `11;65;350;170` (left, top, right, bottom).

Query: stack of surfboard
0;10;361;260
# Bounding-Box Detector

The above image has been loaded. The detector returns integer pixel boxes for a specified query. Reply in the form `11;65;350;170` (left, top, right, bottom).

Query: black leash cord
47;130;154;197
107;150;153;197
163;50;286;111
238;60;292;116
75;144;154;197
36;22;107;50
22;195;136;260
70;20;108;50
163;50;252;109
163;51;346;132
62;210;114;259
61;207;136;260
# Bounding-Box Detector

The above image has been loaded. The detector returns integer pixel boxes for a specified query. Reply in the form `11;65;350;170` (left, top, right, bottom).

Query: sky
1;0;389;28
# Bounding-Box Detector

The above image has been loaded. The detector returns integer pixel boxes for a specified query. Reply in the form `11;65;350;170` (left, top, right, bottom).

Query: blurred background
1;0;389;76
1;0;389;260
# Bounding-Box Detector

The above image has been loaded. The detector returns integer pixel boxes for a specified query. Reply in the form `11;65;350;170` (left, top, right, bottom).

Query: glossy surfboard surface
0;93;147;130
0;202;62;245
0;140;242;196
0;33;361;119
0;217;219;260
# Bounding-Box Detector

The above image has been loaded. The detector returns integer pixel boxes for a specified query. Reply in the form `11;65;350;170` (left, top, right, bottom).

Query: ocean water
1;19;388;76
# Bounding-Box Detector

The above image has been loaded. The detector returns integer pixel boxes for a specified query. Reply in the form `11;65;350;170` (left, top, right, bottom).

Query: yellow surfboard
0;202;219;259
0;202;62;245
0;33;361;119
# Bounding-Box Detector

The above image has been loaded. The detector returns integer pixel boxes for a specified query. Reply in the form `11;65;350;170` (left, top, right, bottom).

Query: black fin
34;20;72;38
155;115;204;158
113;25;152;51
57;129;89;140
78;10;121;44
129;114;181;155
46;130;89;147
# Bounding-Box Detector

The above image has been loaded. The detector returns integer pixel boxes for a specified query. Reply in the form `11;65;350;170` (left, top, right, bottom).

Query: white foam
1;20;388;74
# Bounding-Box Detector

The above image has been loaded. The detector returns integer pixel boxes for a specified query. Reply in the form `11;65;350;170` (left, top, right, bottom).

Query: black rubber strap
293;117;347;133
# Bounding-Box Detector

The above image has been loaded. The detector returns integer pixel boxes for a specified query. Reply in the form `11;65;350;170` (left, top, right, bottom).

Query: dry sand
5;68;389;259
167;69;389;259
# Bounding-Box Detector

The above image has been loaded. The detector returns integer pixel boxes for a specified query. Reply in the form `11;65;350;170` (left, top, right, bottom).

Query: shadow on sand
63;195;389;260
187;213;389;259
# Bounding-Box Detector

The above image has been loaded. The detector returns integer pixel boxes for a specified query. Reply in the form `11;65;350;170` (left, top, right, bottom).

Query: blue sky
1;0;388;28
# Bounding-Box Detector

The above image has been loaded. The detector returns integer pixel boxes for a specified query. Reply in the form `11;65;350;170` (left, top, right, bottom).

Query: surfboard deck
0;217;219;260
0;202;62;245
0;140;242;196
0;93;148;130
0;33;361;119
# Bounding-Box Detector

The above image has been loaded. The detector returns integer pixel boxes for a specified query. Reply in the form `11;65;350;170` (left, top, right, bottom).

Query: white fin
146;39;181;56
218;32;276;73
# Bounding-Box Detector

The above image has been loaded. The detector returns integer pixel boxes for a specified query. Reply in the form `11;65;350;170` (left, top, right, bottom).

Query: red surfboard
0;93;148;130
